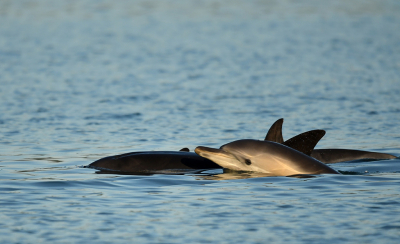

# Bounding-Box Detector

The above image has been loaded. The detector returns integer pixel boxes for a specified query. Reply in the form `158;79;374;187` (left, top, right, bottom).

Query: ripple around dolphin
335;158;400;175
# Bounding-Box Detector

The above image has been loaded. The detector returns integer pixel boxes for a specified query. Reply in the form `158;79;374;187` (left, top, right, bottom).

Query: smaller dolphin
195;140;339;176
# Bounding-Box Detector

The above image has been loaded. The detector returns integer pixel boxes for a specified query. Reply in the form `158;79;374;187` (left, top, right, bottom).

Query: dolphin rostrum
195;140;339;176
265;118;396;163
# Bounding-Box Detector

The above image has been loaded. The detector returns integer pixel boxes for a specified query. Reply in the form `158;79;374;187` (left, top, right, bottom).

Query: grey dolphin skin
266;118;396;163
195;140;339;176
87;150;221;173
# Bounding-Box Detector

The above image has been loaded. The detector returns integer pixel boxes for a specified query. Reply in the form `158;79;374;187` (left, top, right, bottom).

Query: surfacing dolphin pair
195;118;396;176
87;118;395;174
87;121;326;173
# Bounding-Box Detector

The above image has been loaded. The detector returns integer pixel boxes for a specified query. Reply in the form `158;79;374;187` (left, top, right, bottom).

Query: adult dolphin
195;140;339;176
265;118;397;163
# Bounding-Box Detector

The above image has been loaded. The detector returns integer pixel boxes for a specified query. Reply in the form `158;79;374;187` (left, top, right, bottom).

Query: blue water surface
1;0;400;243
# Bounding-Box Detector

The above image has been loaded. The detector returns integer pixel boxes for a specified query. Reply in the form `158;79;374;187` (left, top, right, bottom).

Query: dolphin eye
245;159;252;165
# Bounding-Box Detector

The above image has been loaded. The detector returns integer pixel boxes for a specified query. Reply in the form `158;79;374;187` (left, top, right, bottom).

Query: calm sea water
1;0;400;243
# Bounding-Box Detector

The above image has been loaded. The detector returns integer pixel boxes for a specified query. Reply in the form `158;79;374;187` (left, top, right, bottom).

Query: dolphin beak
194;146;228;160
195;146;222;155
195;146;241;170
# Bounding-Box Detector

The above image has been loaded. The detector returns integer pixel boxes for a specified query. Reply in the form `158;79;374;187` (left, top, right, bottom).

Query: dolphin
265;118;396;163
86;149;221;173
195;140;339;176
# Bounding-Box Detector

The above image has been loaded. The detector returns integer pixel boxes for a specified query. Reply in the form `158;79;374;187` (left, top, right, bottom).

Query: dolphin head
195;140;287;173
195;139;339;176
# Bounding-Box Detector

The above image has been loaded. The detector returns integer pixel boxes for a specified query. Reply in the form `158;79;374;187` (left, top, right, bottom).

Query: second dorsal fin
283;130;326;156
264;118;284;143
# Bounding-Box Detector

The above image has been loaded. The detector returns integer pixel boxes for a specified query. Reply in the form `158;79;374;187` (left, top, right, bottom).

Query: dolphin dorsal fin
179;148;190;152
264;118;284;143
283;130;325;156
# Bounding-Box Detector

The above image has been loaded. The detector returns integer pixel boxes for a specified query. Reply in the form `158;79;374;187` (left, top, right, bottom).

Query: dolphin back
311;149;397;164
87;151;221;172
